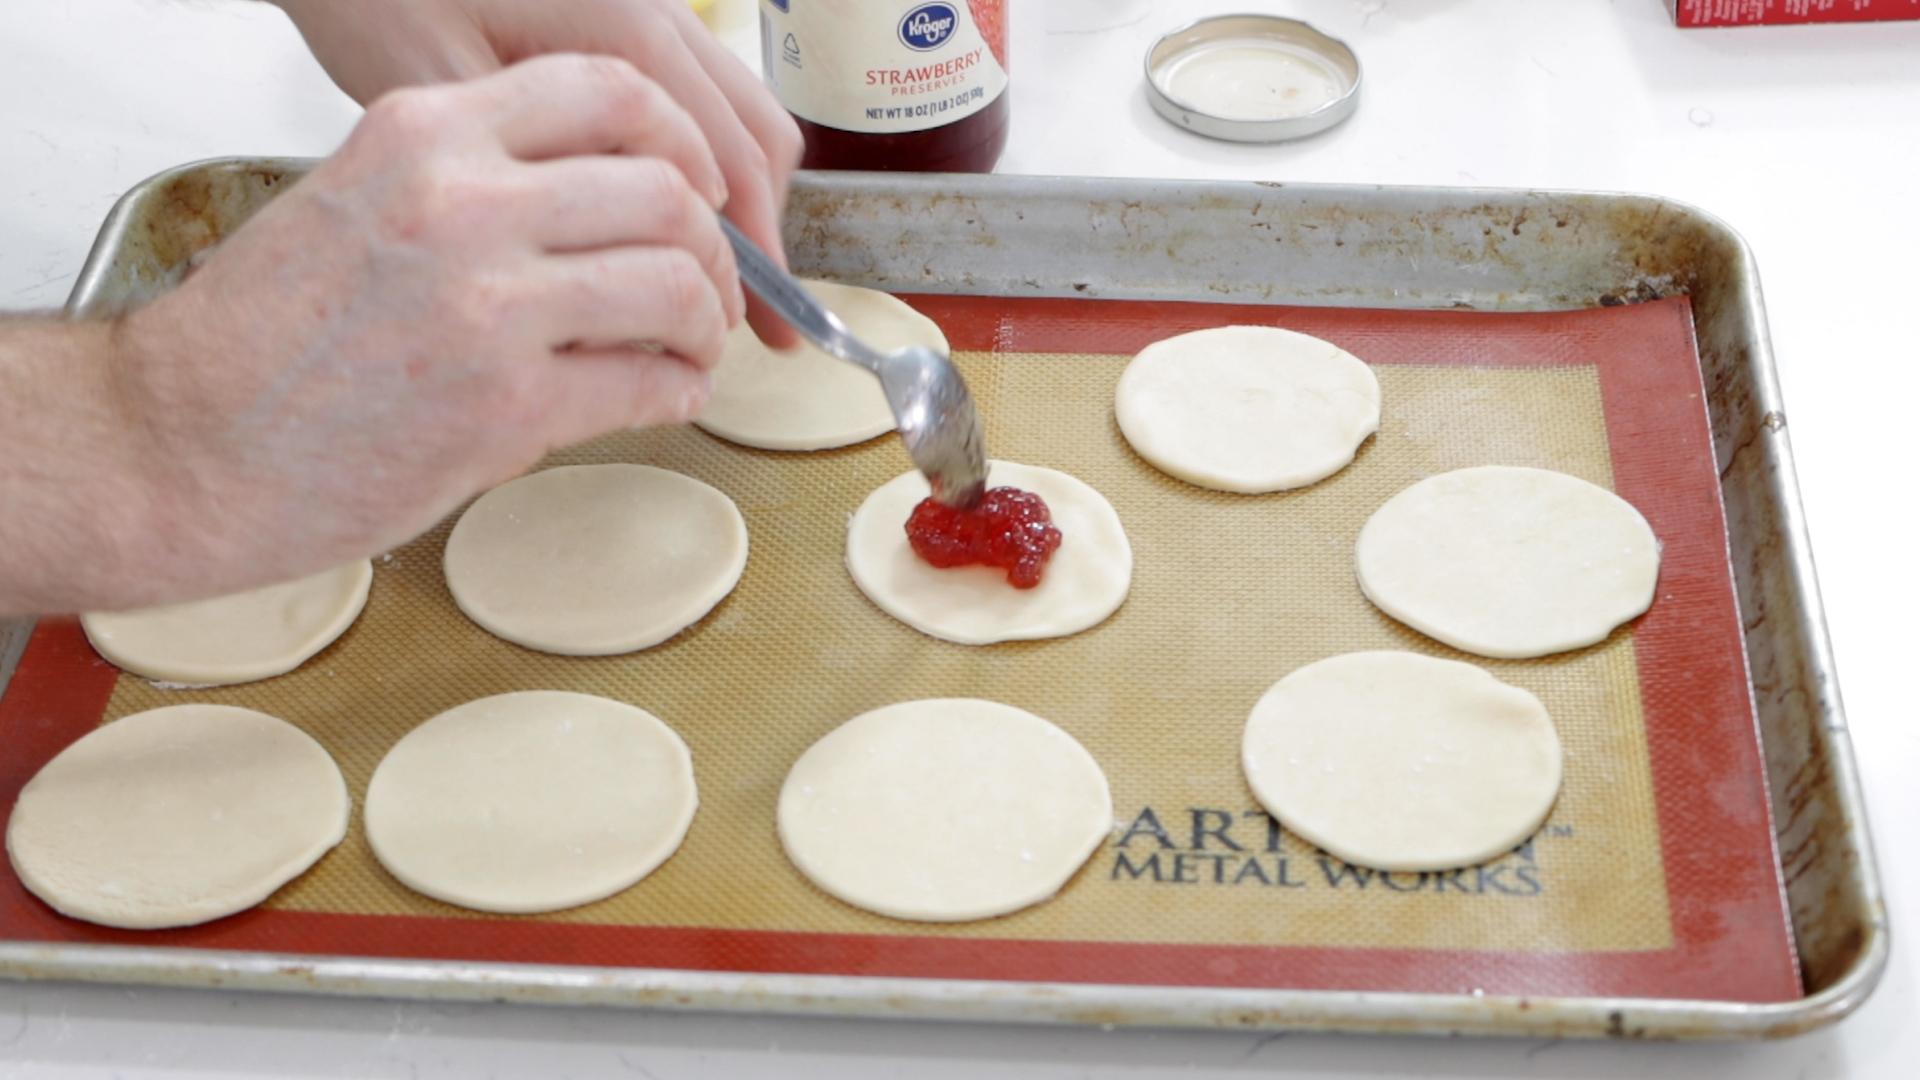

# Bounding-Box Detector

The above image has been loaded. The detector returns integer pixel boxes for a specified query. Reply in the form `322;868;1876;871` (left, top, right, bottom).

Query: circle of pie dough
444;464;747;655
1356;465;1660;659
364;691;698;914
1242;652;1562;871
80;561;373;686
1115;325;1380;493
695;280;948;451
846;461;1133;645
779;698;1113;922
5;704;349;929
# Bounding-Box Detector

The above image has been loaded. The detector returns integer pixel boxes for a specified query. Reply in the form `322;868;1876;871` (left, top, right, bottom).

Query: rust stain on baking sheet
139;163;289;271
1775;739;1880;991
787;183;1717;311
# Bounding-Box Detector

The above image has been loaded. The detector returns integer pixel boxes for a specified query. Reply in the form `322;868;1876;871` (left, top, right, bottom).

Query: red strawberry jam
905;487;1062;589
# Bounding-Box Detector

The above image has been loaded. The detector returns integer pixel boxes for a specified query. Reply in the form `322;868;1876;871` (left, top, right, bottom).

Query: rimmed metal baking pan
0;158;1885;1039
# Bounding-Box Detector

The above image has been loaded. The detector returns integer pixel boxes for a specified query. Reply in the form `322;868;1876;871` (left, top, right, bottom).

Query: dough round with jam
364;691;697;914
6;705;349;929
695;280;948;451
779;698;1112;922
845;461;1132;645
444;464;747;656
81;561;372;686
1116;325;1380;493
1356;465;1660;659
1242;652;1562;872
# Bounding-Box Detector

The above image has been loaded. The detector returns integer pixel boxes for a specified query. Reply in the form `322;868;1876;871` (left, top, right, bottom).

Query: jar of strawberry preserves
759;1;1010;172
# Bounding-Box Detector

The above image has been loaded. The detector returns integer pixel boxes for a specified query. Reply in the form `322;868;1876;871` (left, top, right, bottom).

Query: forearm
0;318;189;616
266;0;497;105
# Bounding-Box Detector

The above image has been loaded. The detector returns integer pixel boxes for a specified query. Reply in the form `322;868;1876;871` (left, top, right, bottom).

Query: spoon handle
720;218;888;374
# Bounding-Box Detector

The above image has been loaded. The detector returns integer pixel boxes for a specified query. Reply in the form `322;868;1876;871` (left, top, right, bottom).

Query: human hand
114;55;740;597
274;0;803;348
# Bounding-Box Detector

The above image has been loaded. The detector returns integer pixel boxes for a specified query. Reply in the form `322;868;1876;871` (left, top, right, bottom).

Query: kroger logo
898;3;957;51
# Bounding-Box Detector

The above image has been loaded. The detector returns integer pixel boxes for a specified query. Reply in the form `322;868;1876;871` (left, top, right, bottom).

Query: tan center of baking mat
97;354;1669;956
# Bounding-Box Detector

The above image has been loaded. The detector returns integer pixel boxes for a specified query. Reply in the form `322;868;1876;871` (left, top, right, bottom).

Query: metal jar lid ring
1145;15;1362;143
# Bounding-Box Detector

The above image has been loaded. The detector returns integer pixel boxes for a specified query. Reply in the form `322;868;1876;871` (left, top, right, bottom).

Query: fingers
531;247;730;369
523;155;744;326
542;348;713;445
470;54;728;208
667;3;805;212
612;19;801;350
661;12;803;350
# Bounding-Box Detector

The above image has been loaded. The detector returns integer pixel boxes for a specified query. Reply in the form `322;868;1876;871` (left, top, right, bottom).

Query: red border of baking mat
0;295;1799;1002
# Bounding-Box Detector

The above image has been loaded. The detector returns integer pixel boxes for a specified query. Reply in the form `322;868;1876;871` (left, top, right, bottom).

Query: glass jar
760;1;1010;172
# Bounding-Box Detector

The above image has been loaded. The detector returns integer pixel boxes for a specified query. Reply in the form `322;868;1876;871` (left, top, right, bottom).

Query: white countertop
1;1;1915;1076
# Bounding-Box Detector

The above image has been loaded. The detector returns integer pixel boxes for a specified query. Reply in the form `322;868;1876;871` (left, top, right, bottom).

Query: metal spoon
720;218;988;509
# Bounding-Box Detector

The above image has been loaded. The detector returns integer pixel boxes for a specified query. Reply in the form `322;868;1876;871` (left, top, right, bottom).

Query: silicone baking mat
0;294;1799;1002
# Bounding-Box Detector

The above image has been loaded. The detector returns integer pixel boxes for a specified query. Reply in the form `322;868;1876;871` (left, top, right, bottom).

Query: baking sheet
0;160;1888;1038
0;291;1797;1002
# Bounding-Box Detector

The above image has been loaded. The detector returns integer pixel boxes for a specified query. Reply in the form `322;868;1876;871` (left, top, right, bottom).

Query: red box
1670;0;1920;24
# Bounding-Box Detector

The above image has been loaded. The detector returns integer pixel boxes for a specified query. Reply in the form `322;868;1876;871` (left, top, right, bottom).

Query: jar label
762;0;1008;135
